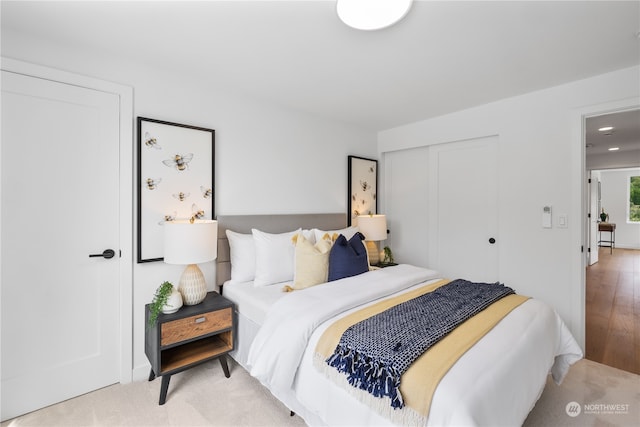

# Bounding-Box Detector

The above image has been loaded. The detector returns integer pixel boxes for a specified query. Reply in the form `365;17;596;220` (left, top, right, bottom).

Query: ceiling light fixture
598;126;614;132
337;0;413;31
608;147;620;151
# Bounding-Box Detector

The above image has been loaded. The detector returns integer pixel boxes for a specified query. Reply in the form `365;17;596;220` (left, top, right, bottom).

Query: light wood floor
585;247;640;374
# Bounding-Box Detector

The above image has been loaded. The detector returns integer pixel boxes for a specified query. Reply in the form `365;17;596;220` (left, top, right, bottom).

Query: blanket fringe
314;353;428;426
326;345;404;408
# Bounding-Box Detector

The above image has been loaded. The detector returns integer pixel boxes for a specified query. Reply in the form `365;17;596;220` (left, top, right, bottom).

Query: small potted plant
148;281;183;326
381;246;396;266
600;208;608;222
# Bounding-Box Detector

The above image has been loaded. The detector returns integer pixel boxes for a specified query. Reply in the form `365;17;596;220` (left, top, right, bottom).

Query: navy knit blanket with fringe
325;279;515;409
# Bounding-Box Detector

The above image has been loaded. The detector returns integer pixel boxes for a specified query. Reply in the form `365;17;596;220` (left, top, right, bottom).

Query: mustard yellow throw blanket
314;279;529;425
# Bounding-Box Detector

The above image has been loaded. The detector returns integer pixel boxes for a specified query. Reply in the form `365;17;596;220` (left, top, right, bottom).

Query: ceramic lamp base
178;264;207;305
365;241;380;265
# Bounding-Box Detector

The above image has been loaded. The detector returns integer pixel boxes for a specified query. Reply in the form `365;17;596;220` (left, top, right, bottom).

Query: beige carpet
2;358;638;426
524;359;639;427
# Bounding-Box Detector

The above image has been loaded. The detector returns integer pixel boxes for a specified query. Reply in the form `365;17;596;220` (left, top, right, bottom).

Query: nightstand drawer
161;307;232;346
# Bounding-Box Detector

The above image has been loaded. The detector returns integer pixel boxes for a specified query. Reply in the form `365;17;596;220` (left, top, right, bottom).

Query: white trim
1;57;135;384
570;97;640;351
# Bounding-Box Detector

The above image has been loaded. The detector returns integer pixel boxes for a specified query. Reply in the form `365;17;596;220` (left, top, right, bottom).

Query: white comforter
247;265;583;426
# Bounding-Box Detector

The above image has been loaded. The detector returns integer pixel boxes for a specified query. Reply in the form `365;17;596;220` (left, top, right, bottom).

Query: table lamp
164;219;218;305
357;214;387;265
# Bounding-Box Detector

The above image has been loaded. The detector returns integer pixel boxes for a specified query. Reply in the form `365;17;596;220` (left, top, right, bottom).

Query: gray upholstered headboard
216;213;346;287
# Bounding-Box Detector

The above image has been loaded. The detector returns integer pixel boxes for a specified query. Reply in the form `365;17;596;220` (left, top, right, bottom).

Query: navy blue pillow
328;232;369;281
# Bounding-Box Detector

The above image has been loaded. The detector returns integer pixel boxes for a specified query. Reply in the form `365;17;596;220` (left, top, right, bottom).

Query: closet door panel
383;146;430;267
428;136;499;282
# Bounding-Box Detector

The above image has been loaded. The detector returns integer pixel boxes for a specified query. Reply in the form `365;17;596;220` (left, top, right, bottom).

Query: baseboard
132;363;152;382
611;245;640;250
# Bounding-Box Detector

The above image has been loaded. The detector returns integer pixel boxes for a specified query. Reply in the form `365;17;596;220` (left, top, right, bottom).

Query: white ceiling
585;109;640;170
586;109;640;156
2;1;640;131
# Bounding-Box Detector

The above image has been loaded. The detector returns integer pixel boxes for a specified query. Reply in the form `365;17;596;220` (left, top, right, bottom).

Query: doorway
584;109;640;374
0;59;134;420
585;247;639;374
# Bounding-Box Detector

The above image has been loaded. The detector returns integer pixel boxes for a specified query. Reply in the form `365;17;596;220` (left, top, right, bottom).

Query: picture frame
137;117;215;263
347;155;378;226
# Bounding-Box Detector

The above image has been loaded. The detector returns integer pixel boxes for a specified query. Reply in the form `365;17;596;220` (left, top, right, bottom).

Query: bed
216;214;583;426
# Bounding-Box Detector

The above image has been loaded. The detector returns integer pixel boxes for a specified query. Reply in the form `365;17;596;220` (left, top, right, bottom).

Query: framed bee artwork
137;117;215;263
347;155;378;226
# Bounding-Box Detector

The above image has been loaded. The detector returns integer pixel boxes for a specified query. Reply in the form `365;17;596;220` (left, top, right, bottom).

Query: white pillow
226;230;256;283
313;226;359;243
252;228;301;287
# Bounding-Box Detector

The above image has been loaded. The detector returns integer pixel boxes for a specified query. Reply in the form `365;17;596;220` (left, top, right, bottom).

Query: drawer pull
194;316;206;324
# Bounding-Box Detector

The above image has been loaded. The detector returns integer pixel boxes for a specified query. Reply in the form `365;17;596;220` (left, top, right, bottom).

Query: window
630;176;640;222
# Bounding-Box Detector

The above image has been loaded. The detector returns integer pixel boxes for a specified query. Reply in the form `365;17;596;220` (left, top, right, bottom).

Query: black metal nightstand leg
159;375;171;405
148;368;156;381
219;355;230;378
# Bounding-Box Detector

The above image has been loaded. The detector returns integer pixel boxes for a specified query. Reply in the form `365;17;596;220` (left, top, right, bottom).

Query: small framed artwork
347;155;378;226
137;117;215;263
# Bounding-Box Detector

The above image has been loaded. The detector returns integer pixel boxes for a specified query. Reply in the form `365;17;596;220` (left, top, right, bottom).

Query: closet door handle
488;238;496;244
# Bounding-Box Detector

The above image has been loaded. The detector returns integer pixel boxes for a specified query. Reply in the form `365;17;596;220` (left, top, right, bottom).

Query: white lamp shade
357;215;387;241
163;220;218;265
337;0;413;31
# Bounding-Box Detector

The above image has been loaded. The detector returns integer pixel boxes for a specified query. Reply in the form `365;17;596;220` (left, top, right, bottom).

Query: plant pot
162;289;183;314
600;214;608;222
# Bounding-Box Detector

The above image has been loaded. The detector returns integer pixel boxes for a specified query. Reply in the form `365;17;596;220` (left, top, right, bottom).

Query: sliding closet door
383;137;499;281
428;136;499;282
383;146;430;267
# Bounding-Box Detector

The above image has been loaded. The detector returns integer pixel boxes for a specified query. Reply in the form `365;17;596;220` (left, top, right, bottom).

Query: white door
383;146;430;267
428;137;499;282
1;71;121;420
588;172;599;265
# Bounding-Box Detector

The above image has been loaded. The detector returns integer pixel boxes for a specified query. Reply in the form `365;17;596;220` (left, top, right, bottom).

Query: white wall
598;168;640;249
379;66;640;346
2;29;377;379
587;148;640;170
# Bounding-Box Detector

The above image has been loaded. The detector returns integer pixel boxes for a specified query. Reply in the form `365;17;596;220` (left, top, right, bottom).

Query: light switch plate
558;214;568;228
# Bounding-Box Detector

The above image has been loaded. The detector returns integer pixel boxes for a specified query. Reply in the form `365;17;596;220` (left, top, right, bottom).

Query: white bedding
244;264;583;426
222;280;286;325
222;280;288;368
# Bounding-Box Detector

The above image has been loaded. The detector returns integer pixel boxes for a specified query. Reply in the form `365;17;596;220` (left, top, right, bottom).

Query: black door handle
89;249;116;259
489;238;496;244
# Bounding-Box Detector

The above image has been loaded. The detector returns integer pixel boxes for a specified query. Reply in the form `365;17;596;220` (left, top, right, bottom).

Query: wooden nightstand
145;291;235;405
374;262;398;268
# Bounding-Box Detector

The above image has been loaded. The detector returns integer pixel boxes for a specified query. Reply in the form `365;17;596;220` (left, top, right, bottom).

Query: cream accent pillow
301;229;316;244
290;233;333;290
252;228;301;287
